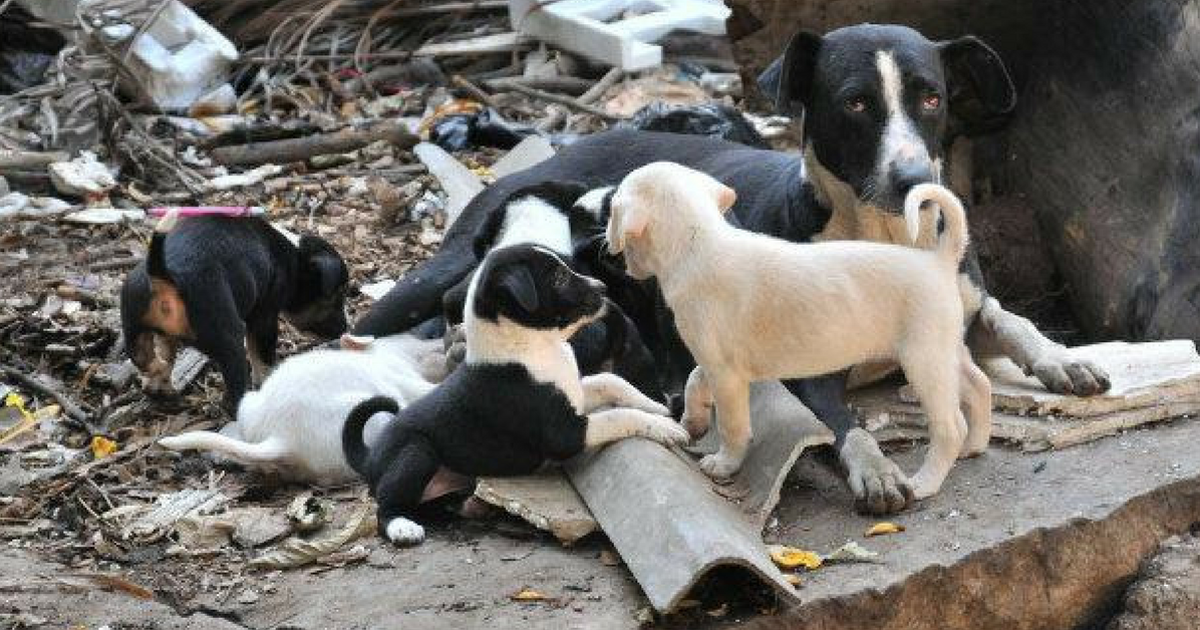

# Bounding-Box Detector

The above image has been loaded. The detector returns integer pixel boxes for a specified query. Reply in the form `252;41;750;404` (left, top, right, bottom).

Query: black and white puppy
121;213;350;412
440;182;663;401
343;244;688;545
354;24;1110;515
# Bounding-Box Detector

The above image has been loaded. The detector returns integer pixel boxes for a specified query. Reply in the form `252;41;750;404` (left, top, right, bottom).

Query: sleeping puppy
120;212;350;412
158;333;441;485
440;181;663;401
608;162;990;499
343;243;689;545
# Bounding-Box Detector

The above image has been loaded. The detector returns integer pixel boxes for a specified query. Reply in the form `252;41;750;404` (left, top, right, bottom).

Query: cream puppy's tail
159;432;288;464
905;183;969;265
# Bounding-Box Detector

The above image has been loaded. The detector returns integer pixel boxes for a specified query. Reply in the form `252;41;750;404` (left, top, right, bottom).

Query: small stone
238;589;260;605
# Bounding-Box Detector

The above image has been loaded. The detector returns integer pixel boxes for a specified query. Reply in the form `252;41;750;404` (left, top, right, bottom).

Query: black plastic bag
623;102;769;149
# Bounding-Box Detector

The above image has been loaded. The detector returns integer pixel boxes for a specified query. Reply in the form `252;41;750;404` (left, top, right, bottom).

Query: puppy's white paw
638;399;670;416
641;415;690;446
384;517;425;546
907;472;942;501
698;450;743;479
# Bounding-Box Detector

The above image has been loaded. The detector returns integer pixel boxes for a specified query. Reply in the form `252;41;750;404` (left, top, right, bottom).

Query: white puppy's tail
905;183;969;266
159;431;288;464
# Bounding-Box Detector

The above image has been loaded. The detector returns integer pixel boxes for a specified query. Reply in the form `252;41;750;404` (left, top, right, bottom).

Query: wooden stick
487;76;594;96
577;67;623;105
209;121;419;167
488;81;621;121
1;365;98;434
451;75;498;109
0;150;69;170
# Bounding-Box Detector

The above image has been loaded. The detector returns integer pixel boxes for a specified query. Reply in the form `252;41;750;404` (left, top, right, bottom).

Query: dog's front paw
642;414;691;447
384;517;425;546
841;428;914;514
699;450;743;479
1030;354;1110;396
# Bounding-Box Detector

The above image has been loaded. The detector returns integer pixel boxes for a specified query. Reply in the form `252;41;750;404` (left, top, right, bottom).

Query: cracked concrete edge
740;472;1200;630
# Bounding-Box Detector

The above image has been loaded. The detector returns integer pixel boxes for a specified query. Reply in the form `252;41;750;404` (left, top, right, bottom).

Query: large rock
1106;535;1200;630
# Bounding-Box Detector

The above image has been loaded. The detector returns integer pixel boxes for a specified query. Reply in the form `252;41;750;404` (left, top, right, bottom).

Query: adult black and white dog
343;244;687;545
355;24;1110;514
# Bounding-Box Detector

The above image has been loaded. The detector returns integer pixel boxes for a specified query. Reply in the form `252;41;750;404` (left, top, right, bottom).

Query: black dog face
286;235;351;338
758;24;1016;211
472;244;607;332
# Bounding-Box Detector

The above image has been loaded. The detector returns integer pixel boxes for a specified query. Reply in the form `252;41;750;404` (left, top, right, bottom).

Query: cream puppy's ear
606;195;649;254
715;184;737;214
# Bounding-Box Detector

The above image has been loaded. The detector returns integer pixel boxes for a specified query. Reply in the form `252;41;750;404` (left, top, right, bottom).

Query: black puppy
343;244;687;545
440;181;663;400
120;214;350;412
355;24;1109;514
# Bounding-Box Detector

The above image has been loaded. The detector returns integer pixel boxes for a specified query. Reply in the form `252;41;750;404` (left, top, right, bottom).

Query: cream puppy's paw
384;517;425;546
639;399;671;417
641;414;690;447
699;449;743;479
1030;353;1110;396
841;428;914;514
907;472;942;501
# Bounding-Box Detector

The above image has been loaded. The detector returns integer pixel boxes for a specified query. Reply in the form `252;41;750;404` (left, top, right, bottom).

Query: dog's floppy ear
495;265;540;313
713;183;736;214
607;196;649;255
756;30;822;114
939;36;1016;132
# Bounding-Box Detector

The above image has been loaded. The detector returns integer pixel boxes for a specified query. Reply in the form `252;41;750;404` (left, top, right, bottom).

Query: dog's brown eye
845;97;867;113
922;93;941;110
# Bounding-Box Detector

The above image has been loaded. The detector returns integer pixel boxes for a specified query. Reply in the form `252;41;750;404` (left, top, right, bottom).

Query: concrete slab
752;417;1200;630
568;380;832;613
852;340;1200;451
412;142;485;226
475;471;598;544
490;135;557;179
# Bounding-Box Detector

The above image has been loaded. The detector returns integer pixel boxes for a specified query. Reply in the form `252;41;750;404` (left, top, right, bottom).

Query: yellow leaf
510;588;549;602
91;436;118;459
865;522;905;537
768;545;822;570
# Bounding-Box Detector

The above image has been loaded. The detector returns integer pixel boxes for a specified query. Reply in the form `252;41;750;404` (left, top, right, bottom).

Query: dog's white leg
902;349;966;500
699;373;751;479
581;373;668;415
970;297;1109;395
584;408;689;449
958;344;993;457
384;517;426;545
682;366;714;440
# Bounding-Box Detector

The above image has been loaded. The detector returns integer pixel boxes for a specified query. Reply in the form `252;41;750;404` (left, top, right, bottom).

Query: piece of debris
249;499;374;570
474;471;597;545
768;545;822;570
510;587;552;602
90;435;118;459
823;541;881;564
865;522;905;537
48;151;117;199
412;142;484;226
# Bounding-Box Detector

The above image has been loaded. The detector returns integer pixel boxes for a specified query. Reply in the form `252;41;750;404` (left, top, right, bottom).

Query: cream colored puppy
606;162;991;499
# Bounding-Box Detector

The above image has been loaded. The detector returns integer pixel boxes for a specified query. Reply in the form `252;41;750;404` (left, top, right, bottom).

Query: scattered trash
624;102;769;148
782;573;802;587
430;107;539;153
823;541;882;564
768;545;823;570
48;151;117;200
249;499;374;570
61;208;145;225
284;492;330;534
865;522;906;537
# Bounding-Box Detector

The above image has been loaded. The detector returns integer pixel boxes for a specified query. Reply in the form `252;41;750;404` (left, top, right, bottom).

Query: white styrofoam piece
509;0;730;71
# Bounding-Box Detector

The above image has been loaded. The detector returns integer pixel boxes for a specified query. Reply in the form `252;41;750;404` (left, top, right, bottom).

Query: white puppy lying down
606;162;991;499
159;334;443;485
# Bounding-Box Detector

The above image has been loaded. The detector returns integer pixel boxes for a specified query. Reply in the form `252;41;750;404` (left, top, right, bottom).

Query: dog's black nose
890;162;934;197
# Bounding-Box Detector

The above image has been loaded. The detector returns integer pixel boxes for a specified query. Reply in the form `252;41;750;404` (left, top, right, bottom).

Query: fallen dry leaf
90;435;118;459
249;500;375;570
510;587;550;602
783;573;802;587
768;545;822;570
865;522;905;537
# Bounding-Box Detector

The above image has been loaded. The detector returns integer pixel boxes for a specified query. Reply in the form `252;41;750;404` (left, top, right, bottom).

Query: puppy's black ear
939;36;1016;133
298;236;348;295
757;30;822;114
496;265;539;314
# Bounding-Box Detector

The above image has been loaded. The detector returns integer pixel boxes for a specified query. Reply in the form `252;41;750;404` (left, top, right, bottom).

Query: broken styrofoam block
205;164;284;191
509;0;730;71
48;151;117;198
0;193;74;220
489;135;556;179
62;208;145;224
93;1;239;114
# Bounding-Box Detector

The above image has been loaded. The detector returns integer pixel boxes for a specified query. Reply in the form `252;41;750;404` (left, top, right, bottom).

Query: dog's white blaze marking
497;197;572;255
574;186;613;222
270;222;302;246
875;51;927;171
